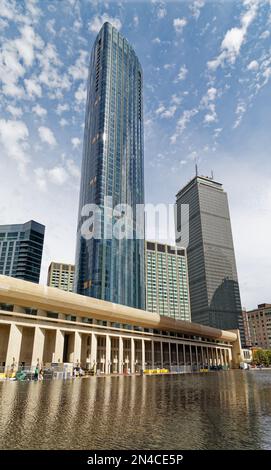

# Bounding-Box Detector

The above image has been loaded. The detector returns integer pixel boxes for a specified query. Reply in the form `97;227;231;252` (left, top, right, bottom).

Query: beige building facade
247;303;271;349
47;262;75;292
0;275;245;374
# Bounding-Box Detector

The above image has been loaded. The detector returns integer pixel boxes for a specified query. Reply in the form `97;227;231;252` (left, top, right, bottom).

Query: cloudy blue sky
0;0;270;309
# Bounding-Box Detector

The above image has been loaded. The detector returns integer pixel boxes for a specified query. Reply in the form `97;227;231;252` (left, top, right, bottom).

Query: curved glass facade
75;22;145;309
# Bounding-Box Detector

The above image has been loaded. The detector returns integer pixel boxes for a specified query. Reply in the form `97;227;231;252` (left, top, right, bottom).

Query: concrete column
151;341;154;369
219;349;222;366
221;349;225;366
31;327;45;367
189;345;192;367
160;342;163;368
168;342;171;368
209;348;212;367
215;348;219;366
228;348;232;367
211;348;215;366
183;344;186;366
207;348;210;366
106;335;111;374
5;324;22;371
72;331;82;366
176;343;179;367
196;346;199;370
90;333;97;370
141;339;145;370
53;329;64;363
131;337;135;374
201;346;204;367
118;336;123;374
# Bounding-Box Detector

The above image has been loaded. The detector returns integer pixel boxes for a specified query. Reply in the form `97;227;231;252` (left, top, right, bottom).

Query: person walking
34;364;39;381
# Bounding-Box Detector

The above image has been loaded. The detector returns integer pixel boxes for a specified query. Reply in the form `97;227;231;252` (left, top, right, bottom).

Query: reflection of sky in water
0;371;270;450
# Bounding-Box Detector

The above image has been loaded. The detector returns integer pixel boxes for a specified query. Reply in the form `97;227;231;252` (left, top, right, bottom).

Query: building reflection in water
0;371;271;449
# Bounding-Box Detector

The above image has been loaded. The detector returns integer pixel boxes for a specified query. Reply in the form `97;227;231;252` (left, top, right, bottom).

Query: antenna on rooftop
195;163;198;177
211;170;214;180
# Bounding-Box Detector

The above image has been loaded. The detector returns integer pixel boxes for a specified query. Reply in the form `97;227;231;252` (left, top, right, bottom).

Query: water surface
0;370;271;450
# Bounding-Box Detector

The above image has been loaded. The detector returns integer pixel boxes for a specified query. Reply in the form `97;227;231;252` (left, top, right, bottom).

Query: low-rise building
0;275;243;374
247;304;271;349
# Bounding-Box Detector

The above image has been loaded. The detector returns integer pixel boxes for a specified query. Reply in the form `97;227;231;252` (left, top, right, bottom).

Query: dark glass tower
176;176;243;336
0;220;45;283
75;23;145;309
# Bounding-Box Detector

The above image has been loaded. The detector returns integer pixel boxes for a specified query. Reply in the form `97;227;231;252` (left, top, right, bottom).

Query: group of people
73;365;85;377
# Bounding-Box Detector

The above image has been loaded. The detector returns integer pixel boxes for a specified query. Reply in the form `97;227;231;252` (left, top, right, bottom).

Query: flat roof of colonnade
0;275;237;343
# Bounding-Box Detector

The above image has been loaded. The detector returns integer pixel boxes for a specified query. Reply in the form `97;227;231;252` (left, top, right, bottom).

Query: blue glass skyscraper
75;23;145;309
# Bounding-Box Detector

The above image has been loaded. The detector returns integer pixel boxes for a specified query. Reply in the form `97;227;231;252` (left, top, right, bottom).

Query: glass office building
176;176;243;336
75;22;145;309
0;220;45;283
145;241;191;322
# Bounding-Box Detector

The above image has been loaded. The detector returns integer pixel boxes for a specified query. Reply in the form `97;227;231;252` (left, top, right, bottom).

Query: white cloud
66;159;80;179
247;59;259;71
34;167;47;191
59;118;69;127
152;37;161;44
35;166;68;189
222;27;245;57
0;18;8;30
201;87;218;124
2;83;24;98
71;137;81;149
201;87;217;105
176;65;188;81
0;0;18;20
6;105;23;118
157;8;167;19
0;119;29;174
34;158;80;190
259;30;270;39
14;25;44;67
204;112;216;124
38;126;57;146
173;17;187;33
156;105;177;119
32;104;47;117
74;82;87;104
56;103;70;115
48;166;69;185
164;63;175;70
170;108;198;143
0;38;25;97
68;50;88;81
233;100;247;129
207;0;259;71
88;14;122;33
190;0;205;20
213;128;223;139
46;19;56;36
24;77;42;98
171;94;182;105
73;19;82;32
133;15;139;27
38;43;71;98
